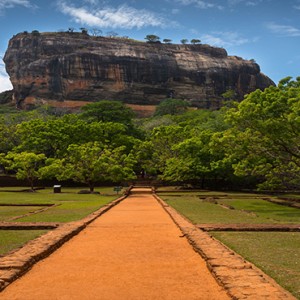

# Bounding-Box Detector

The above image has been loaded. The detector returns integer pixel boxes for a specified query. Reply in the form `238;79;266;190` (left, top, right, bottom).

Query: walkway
0;188;229;300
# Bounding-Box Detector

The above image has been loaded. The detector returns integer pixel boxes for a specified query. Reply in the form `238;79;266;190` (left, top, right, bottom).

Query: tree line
23;30;201;46
0;77;299;191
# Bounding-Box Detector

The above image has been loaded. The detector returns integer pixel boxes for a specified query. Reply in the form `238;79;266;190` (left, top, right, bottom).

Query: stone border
197;223;300;232
154;193;297;300
0;194;128;292
0;222;60;230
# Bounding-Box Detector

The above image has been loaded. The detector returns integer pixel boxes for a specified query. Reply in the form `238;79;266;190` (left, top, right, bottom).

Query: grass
16;199;112;223
0;230;48;255
0;105;19;115
0;187;122;255
0;206;47;221
278;194;300;200
0;187;121;223
211;232;300;299
159;190;300;299
160;192;300;224
217;198;300;223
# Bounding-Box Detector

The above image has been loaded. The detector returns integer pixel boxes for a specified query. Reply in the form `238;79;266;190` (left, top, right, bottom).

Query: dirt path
0;188;229;300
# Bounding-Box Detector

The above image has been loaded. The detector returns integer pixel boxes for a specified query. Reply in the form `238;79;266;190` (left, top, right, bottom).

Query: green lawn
0;187;121;255
0;187;121;223
0;230;48;255
217;198;300;223
161;192;300;224
211;231;300;299
277;194;300;200
0;206;48;221
159;191;300;299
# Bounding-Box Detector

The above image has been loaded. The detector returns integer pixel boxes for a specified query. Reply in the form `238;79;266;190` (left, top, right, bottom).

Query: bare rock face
4;32;274;109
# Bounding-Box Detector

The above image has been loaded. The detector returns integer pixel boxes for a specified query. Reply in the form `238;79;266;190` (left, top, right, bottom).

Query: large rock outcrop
4;31;274;109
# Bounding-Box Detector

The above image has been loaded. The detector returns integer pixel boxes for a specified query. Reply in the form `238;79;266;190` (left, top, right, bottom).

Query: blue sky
0;0;300;92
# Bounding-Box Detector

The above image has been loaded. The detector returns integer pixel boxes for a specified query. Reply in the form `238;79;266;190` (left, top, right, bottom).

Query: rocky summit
4;31;274;109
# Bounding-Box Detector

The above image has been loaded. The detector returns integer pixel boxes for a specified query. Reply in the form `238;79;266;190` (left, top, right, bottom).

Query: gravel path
0;188;229;300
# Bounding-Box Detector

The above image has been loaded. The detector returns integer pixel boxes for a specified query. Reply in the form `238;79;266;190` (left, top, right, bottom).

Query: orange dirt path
0;189;230;300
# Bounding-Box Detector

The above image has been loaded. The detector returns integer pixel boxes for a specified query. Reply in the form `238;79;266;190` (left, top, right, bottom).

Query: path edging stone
0;194;128;292
197;223;300;232
153;193;297;300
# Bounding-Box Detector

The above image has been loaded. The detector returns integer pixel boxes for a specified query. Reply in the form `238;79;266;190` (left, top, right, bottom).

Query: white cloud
0;0;35;10
0;74;12;92
0;60;12;92
228;0;264;7
174;0;223;9
58;2;169;29
245;1;258;6
190;28;199;35
201;31;252;47
227;0;243;4
83;0;99;4
266;22;300;37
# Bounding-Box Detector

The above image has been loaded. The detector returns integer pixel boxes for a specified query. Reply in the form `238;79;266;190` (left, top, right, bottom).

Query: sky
0;0;300;92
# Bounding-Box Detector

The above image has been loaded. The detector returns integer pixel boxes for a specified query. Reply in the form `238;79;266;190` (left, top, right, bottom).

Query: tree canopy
1;152;46;190
154;99;190;116
224;77;300;190
40;143;136;192
80;100;134;124
163;39;172;44
145;35;160;43
1;76;299;191
191;39;201;44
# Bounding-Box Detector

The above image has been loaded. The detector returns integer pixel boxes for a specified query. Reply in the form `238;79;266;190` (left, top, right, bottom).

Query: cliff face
4;32;274;109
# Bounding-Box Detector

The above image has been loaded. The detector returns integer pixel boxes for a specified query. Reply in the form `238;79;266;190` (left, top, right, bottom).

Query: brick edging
153;193;296;300
0;194;128;292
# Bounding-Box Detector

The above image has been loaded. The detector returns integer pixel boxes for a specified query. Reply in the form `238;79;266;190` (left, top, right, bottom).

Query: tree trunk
89;183;94;193
28;177;35;191
201;176;205;189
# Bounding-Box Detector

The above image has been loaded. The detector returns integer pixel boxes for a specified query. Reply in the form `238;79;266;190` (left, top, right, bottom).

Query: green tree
149;124;189;173
154;99;190;116
41;142;136;192
145;35;160;43
16;113;139;158
191;39;201;44
15;115;90;157
180;39;188;44
1;152;46;190
160;130;233;188
221;89;237;101
80;27;88;35
225;76;300;190
0;110;49;155
133;140;158;177
163;39;172;44
0;118;18;154
172;108;230;132
80;101;134;124
31;30;40;36
140;115;174;132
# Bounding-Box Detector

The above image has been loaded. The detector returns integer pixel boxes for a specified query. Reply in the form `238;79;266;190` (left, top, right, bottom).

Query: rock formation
4;31;274;109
